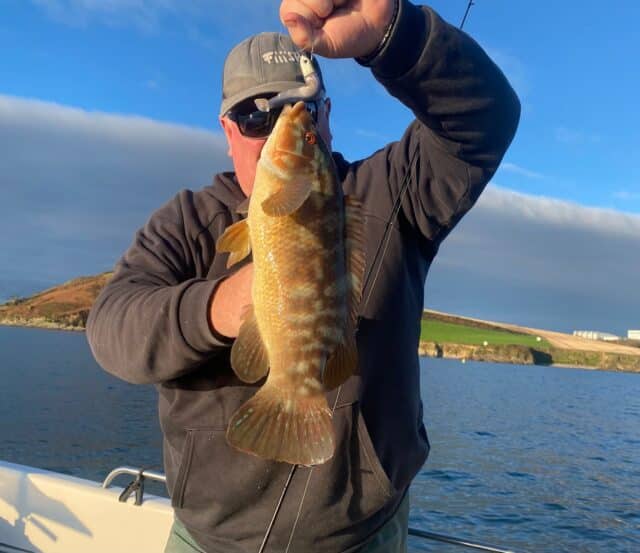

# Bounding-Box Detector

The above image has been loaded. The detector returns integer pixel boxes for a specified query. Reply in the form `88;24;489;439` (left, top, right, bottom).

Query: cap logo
261;50;301;64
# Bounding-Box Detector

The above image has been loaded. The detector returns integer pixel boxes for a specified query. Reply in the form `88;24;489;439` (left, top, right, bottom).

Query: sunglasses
227;99;321;138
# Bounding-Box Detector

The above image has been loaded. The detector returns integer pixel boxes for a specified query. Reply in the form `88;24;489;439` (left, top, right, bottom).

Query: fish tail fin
226;385;334;466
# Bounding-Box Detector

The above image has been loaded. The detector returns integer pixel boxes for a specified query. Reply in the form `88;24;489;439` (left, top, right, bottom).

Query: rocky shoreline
418;340;640;373
0;316;84;332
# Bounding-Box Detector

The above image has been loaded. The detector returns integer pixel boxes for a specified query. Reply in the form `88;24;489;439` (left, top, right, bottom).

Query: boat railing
102;466;528;552
102;466;166;506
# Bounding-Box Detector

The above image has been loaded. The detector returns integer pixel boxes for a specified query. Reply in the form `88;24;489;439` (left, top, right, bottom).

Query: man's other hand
209;263;254;339
280;0;395;59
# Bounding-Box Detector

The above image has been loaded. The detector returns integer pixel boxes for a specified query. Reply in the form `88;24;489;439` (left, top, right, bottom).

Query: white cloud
2;93;639;336
32;0;173;29
0;94;230;282
355;128;391;141
555;126;601;145
483;47;529;101
500;162;544;180
613;190;640;201
478;186;640;238
428;184;640;334
31;0;281;37
0;94;222;147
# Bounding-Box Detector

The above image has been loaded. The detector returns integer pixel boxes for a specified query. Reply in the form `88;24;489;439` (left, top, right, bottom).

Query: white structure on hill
628;330;640;340
573;330;620;342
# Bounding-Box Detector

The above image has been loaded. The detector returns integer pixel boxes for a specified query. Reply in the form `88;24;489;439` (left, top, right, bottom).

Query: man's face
219;97;332;197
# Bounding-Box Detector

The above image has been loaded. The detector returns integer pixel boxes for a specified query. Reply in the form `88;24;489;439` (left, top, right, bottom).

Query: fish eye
304;131;317;145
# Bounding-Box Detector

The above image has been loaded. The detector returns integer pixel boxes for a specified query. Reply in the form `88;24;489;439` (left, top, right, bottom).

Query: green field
420;319;551;349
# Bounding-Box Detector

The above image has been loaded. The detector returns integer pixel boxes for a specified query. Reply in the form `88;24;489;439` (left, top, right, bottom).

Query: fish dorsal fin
230;305;269;383
216;219;251;268
236;197;250;215
344;196;366;328
322;196;365;390
261;181;313;217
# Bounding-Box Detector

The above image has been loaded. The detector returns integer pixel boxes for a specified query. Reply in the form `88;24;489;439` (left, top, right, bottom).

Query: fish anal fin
344;196;366;327
226;385;334;466
230;305;269;383
323;334;358;390
261;181;312;217
216;219;251;268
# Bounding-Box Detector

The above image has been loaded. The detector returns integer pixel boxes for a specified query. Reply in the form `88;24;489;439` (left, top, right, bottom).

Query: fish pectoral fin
230;305;269;383
216;219;251;268
227;386;334;466
323;334;359;390
345;196;366;327
261;180;313;217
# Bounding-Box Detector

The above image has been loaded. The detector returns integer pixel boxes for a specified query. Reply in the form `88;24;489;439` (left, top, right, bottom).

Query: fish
254;53;323;113
216;101;364;466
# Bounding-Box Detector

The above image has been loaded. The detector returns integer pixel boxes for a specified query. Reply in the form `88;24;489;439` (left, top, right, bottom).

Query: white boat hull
0;461;173;553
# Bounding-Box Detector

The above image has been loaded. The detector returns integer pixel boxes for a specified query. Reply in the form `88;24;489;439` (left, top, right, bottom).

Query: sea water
0;326;638;552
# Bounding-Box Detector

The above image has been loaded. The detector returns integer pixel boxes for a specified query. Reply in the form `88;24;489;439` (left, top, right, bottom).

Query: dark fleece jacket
87;2;520;551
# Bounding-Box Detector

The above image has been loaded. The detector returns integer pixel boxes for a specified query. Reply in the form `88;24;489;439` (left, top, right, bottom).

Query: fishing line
257;464;297;553
283;385;343;553
257;385;343;553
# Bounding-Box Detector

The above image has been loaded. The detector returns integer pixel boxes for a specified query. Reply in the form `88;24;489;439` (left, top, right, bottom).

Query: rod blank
408;527;527;553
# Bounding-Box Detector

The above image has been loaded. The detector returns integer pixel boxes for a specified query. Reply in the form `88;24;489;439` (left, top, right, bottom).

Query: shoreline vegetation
419;311;640;373
1;273;639;373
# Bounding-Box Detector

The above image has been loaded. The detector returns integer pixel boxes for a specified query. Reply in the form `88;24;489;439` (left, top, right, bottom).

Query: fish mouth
280;101;312;122
290;101;307;115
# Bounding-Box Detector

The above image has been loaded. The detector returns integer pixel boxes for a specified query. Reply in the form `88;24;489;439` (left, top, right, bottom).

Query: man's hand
280;0;395;59
209;263;253;339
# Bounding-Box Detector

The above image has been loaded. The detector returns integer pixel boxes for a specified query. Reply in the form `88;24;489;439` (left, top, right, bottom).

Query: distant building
573;330;620;342
628;330;640;340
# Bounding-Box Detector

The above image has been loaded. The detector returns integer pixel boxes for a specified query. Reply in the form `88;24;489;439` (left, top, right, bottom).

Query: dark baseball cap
220;32;325;117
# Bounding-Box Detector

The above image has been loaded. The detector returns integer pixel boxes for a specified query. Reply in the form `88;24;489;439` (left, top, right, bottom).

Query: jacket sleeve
346;1;521;246
86;191;232;385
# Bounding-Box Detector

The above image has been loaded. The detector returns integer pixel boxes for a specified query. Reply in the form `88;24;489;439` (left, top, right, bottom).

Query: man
87;0;520;551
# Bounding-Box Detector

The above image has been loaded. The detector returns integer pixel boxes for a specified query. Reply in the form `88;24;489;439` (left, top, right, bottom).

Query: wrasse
216;101;364;466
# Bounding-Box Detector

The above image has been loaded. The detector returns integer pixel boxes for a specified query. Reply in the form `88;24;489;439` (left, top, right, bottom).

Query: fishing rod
258;1;494;552
460;0;475;29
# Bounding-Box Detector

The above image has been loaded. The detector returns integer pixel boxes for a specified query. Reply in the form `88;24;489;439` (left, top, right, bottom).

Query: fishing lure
254;53;323;113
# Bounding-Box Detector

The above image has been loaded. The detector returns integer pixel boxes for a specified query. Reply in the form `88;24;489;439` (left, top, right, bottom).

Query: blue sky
3;0;638;210
1;0;639;333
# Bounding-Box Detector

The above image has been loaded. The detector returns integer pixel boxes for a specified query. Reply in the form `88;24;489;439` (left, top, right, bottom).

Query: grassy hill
0;273;112;330
420;310;640;372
